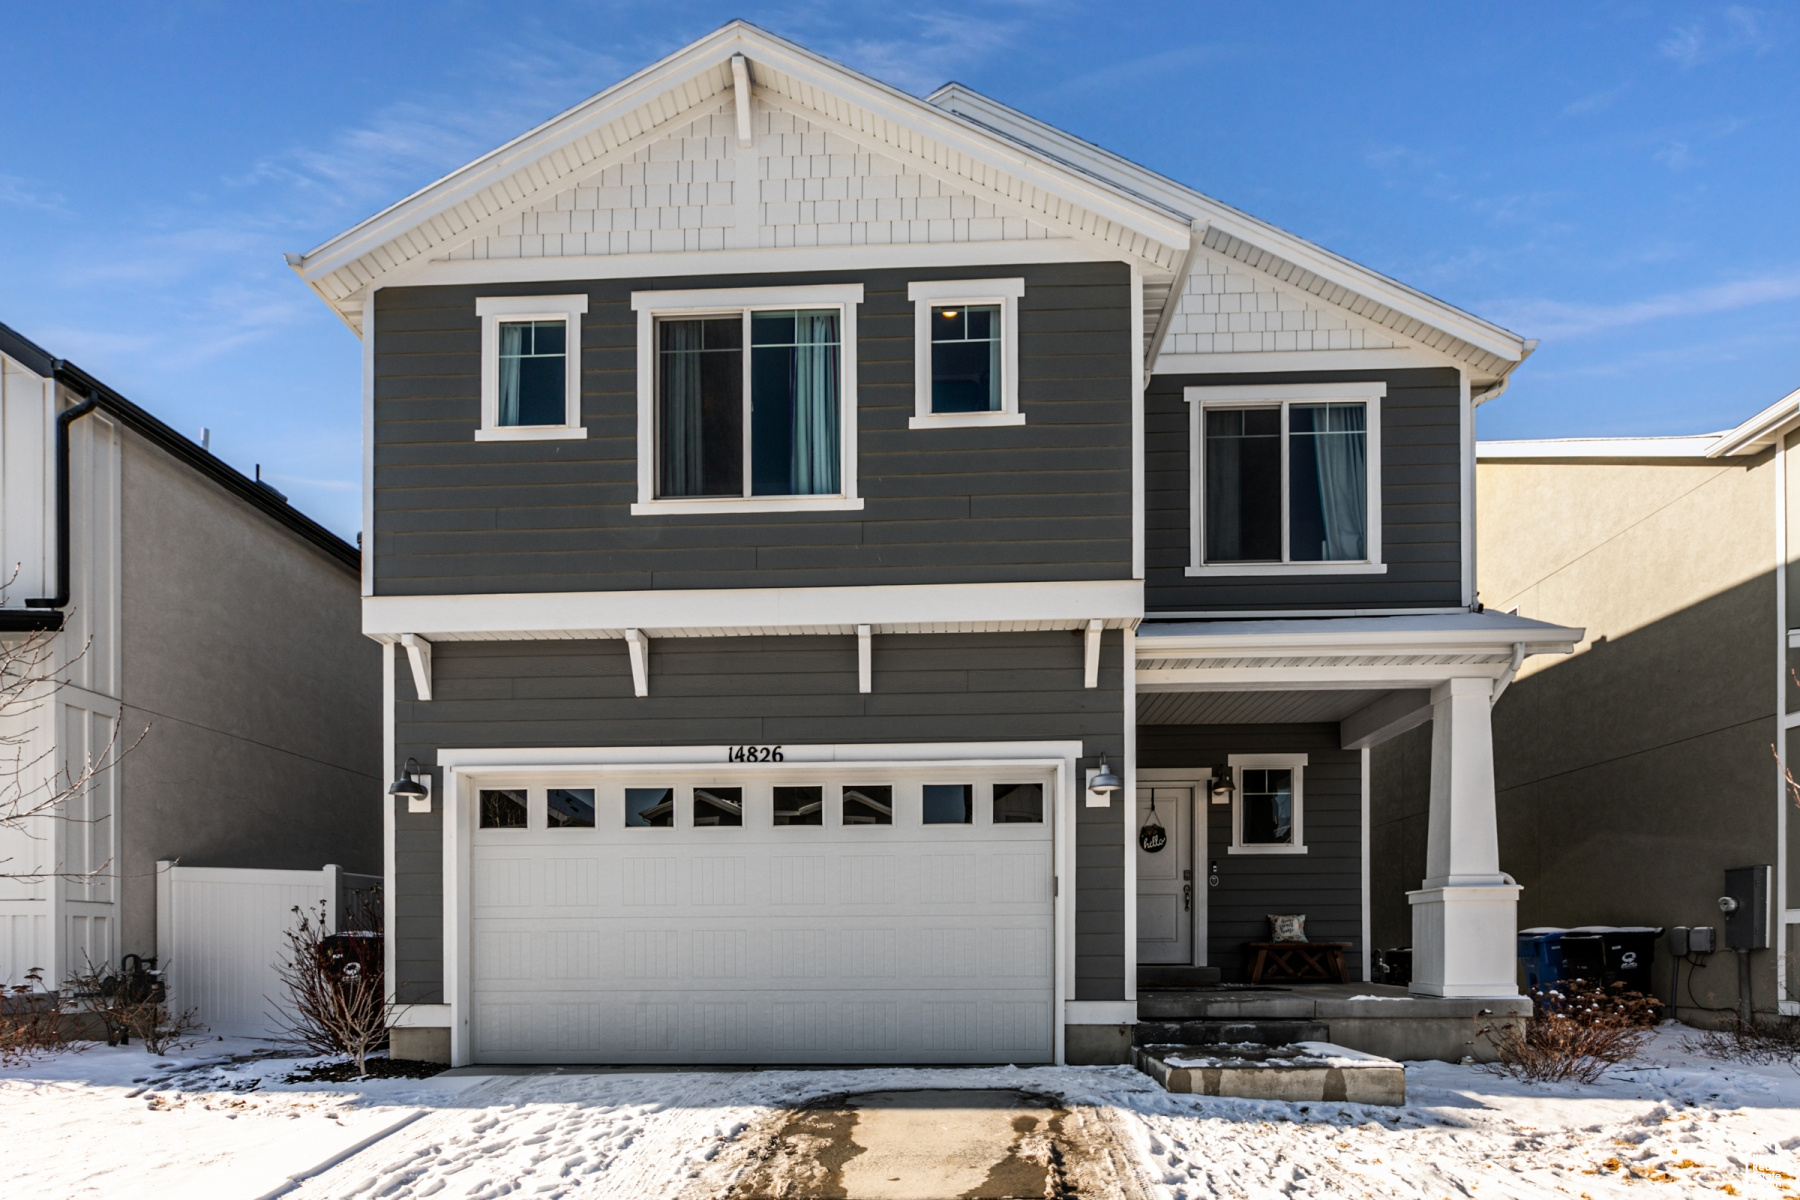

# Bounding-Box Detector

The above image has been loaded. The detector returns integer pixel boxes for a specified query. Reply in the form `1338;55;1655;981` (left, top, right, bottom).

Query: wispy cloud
1658;5;1777;68
1488;267;1800;338
1649;115;1750;171
0;173;65;213
1561;82;1631;118
820;10;1025;95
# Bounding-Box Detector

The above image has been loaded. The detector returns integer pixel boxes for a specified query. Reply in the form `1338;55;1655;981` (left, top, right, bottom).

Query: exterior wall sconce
1210;766;1235;805
1088;752;1122;797
389;757;432;813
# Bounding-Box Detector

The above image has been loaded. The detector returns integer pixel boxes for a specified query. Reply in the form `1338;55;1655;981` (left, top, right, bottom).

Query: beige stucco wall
1376;446;1794;1019
116;428;381;958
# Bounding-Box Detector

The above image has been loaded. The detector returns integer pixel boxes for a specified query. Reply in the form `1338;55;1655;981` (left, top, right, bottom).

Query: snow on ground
2;1024;1796;1199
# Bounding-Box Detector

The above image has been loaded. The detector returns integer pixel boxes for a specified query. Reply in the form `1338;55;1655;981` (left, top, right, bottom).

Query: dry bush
0;969;66;1065
63;957;203;1054
1481;980;1663;1083
1688;1016;1800;1070
270;901;388;1075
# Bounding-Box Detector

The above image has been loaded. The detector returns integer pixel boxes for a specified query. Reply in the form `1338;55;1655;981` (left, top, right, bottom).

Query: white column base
1407;883;1522;998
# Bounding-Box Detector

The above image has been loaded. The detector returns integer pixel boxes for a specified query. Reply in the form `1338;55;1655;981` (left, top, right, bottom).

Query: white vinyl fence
155;862;380;1039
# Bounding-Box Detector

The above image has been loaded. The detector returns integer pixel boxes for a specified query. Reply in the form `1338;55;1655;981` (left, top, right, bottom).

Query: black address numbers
727;745;784;763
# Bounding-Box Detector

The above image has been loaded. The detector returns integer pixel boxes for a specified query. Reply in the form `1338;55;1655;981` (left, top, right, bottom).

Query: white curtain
497;322;526;427
1313;405;1367;560
789;311;839;495
661;321;704;496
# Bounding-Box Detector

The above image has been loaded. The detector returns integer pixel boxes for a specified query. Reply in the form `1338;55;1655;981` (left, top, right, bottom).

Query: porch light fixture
1088;753;1122;797
388;758;430;808
1210;766;1235;804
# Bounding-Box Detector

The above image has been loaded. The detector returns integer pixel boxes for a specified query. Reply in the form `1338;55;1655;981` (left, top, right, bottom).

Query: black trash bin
1557;931;1607;986
1381;947;1412;988
1599;927;1661;995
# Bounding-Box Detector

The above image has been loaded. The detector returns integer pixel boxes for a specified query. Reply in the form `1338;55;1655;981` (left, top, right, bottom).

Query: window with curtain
655;308;842;500
496;320;567;427
1239;768;1296;846
929;304;1000;413
1203;402;1368;564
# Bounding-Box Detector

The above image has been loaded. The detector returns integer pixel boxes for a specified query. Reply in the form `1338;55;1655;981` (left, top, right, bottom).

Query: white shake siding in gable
1160;250;1402;357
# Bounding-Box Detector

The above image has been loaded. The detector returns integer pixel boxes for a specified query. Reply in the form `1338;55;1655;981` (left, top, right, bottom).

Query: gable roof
289;21;1530;384
1477;384;1800;461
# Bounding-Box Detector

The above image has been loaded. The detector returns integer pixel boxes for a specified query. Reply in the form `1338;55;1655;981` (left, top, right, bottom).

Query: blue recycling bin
1516;927;1568;991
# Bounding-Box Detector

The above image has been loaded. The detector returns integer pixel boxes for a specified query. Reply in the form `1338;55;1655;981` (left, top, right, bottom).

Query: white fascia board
1137;663;1514;691
1707;386;1800;458
929;84;1527;365
1154;347;1468;378
1479;435;1728;459
1135;618;1582;657
363;579;1144;642
436;741;1083;770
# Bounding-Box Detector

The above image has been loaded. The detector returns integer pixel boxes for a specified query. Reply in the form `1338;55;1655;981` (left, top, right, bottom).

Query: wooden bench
1246;941;1350;984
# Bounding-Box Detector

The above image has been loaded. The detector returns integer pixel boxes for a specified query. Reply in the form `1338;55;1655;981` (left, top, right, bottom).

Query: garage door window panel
695;786;744;827
842;784;894;826
625;787;674;828
993;783;1044;824
547;788;595;829
773;786;824;827
479;789;528;830
923;784;973;825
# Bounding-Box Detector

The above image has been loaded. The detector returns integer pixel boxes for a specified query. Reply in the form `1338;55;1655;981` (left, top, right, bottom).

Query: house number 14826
727;745;783;762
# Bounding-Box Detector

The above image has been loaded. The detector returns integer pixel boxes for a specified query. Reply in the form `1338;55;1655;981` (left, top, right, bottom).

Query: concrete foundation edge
1065;1023;1133;1065
391;1026;452;1064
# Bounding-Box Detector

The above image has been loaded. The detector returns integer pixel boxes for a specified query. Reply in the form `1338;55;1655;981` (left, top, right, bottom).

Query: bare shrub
0;969;66;1065
1481;980;1663;1083
63;956;203;1054
1687;1016;1800;1071
270;901;387;1075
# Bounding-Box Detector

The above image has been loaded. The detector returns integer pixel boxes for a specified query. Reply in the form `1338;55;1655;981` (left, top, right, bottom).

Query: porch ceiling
1137;689;1389;725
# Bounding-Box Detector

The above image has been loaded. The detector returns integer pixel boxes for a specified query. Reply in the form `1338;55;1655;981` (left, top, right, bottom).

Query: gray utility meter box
1722;866;1771;950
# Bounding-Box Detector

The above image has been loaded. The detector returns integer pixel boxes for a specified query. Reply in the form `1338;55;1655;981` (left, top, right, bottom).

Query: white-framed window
475;294;588;441
630;284;864;515
1185;382;1385;576
907;278;1025;429
1226;753;1307;855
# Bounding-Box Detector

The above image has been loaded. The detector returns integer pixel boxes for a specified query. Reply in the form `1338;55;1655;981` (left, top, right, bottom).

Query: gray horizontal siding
1144;367;1464;612
392;630;1127;1004
372;262;1132;595
1139;724;1364;982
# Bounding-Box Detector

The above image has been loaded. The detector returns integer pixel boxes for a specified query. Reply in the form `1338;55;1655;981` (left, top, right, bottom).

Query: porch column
1407;676;1520;997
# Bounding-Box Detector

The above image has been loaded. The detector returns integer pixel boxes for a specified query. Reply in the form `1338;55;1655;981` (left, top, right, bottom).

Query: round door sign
1138;820;1168;853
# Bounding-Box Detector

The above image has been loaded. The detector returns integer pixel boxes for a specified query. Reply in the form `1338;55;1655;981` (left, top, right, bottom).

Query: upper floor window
631;284;865;515
1184;382;1385;577
475;294;587;441
908;278;1024;429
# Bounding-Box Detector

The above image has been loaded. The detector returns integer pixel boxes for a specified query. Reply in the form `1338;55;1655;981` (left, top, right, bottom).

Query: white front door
1136;787;1193;964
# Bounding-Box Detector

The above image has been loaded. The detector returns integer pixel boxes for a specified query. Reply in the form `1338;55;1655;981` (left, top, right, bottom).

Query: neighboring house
1374;392;1800;1023
287;22;1580;1068
0;322;381;992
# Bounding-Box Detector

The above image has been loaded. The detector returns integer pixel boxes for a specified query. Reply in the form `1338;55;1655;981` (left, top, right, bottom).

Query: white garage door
466;767;1056;1064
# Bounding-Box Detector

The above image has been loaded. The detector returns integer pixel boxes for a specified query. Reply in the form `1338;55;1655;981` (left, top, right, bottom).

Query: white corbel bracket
857;624;872;694
625;628;650;697
400;633;432;702
731;54;753;148
1083;619;1104;689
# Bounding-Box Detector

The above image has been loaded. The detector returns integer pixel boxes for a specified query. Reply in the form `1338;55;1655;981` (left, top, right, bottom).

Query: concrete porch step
1138;965;1222;988
1133;1019;1329;1047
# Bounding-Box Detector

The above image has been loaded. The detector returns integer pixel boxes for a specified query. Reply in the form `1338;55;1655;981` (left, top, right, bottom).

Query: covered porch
1128;611;1582;1055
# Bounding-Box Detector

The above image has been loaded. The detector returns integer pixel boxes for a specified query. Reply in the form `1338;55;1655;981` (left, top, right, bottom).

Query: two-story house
289;22;1581;1067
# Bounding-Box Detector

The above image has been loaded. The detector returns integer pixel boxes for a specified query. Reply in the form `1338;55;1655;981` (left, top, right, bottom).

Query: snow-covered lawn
2;1025;1796;1199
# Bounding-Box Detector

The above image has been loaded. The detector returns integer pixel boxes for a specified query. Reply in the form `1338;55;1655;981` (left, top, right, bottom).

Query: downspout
24;387;101;612
1489;642;1526;706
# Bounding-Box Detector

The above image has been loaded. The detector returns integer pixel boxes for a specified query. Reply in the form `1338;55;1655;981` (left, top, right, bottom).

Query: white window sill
908;412;1026;430
630;497;867;516
1227;844;1308;856
474;426;588;442
1185;562;1388;577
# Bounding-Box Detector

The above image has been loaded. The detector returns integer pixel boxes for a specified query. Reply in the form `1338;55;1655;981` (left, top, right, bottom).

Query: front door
1135;787;1193;964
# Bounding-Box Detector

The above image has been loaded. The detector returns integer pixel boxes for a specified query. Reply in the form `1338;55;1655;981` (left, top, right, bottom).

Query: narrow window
547;788;595;829
657;317;742;497
478;788;528;829
694;786;744;827
497;320;567;427
992;783;1044;824
1204;408;1282;562
1240;769;1294;846
842;785;894;826
930;304;1000;413
751;310;841;496
625;787;674;828
773;786;824;826
922;784;973;825
1288;403;1368;561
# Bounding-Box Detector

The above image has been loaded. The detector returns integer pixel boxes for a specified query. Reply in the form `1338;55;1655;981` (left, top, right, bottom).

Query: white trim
1144;605;1472;620
363;578;1145;641
1136;768;1211;968
475;294;587;440
361;295;376;596
907;278;1024;429
857;624;871;693
1226;752;1307;855
435;738;1082;1067
1153;347;1464;377
1131;264;1146;580
624;628;649;697
631;284;862;514
1083;618;1103;689
1123;627;1138;994
1460;369;1474;608
391;1003;451;1028
1777;430;1791;1015
1360;746;1371;983
1479;435;1726;459
400;633;432;702
1064;1000;1136;1024
381;642;396;1004
730;53;752;148
1185;382;1386;574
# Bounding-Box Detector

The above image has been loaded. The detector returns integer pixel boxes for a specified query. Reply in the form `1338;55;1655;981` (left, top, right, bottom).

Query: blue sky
2;2;1795;539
